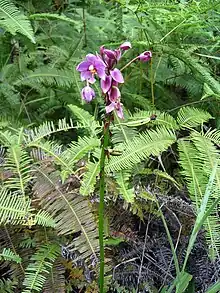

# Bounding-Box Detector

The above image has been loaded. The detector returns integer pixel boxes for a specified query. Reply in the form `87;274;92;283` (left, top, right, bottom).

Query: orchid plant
76;42;152;292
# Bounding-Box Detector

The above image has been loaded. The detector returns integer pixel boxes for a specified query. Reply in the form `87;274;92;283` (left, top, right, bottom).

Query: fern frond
29;13;78;25
0;278;17;293
112;113;138;144
42;259;65;293
115;171;134;203
22;243;60;293
61;136;100;170
0;0;35;42
5;144;33;198
0;248;21;263
34;210;56;228
0;186;54;228
0;129;33;195
15;67;74;88
123;110;178;129
168;48;220;96
111;124;138;145
68;104;100;135
204;128;220;145
30;136;100;185
34;168;99;262
26;118;75;144
191;132;220;185
178;132;220;257
0;188;30;225
107;127;176;172
30;140;65;164
0;83;20;108
80;160;100;196
177;107;212;129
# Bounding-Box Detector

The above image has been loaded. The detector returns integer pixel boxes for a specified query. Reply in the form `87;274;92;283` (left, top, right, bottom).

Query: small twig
113;257;139;280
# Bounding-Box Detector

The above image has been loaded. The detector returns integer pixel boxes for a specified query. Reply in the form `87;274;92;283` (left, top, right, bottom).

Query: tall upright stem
99;116;110;292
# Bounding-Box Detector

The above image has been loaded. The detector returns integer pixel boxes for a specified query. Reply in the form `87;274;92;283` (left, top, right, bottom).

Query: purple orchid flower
120;41;132;51
76;54;106;83
139;51;152;62
76;41;152;120
103;49;117;59
108;86;121;102
81;85;95;102
101;75;112;94
106;101;124;119
110;68;124;83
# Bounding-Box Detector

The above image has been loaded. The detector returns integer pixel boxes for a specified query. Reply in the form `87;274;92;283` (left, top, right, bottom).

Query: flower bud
120;41;132;51
81;85;95;102
139;51;152;62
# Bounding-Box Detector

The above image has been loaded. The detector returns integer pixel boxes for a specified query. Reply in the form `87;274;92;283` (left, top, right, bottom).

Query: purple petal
106;102;116;114
104;56;115;70
101;75;112;93
112;80;118;87
76;61;90;72
120;41;132;51
100;45;105;55
139;51;152;62
103;49;117;59
88;75;96;84
86;54;98;63
81;70;93;82
116;104;124;119
94;56;106;67
81;86;95;102
110;68;124;83
115;49;121;61
96;66;106;80
109;86;120;102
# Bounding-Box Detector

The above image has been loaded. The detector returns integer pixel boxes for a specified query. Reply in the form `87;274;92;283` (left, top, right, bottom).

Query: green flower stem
99;116;110;293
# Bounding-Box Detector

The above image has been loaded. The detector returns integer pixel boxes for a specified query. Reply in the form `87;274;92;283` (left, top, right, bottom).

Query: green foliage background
0;0;219;292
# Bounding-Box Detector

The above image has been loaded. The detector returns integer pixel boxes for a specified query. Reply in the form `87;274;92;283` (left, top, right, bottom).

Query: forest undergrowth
0;0;219;292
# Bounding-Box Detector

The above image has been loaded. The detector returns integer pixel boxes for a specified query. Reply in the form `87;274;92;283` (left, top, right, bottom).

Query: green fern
0;129;33;206
178;131;220;257
14;67;75;88
80;160;100;196
29;13;78;25
0;188;30;225
115;171;134;203
61;136;100;170
22;243;60;293
170;48;220;97
0;248;21;263
42;259;65;293
33;167;99;263
0;0;35;42
124;110;178;129
106;127;176;172
177;106;212;129
68;104;101;136
204;128;220;145
25;118;75;144
0;278;17;293
34;210;56;228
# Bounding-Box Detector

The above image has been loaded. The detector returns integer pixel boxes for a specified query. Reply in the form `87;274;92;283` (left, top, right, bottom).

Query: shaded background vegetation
0;0;219;292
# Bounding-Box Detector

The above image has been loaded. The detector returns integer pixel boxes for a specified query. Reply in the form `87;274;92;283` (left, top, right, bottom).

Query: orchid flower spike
76;42;152;119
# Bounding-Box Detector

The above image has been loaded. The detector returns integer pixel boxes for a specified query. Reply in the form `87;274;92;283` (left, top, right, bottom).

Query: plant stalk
99;116;110;292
